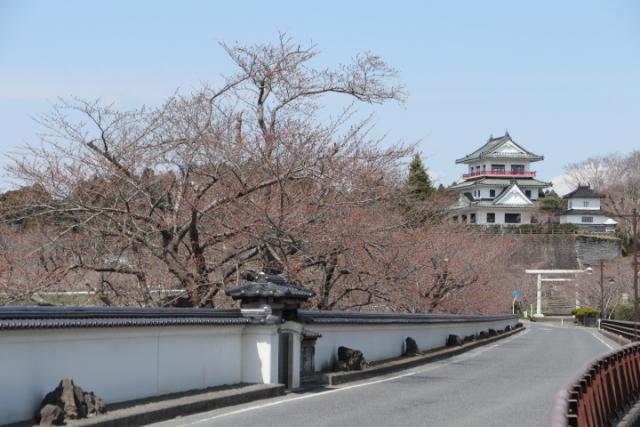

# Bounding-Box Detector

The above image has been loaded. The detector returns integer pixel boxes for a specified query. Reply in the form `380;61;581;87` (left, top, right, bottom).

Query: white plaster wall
310;318;516;372
560;214;608;225
0;325;245;425
469;209;533;225
241;325;279;384
568;198;600;210
0;317;517;424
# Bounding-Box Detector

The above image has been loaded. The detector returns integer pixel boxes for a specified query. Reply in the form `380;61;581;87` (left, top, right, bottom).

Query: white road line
591;331;615;350
176;328;530;426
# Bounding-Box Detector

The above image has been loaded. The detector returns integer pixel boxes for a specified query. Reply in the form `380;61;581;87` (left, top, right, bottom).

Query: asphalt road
152;323;618;427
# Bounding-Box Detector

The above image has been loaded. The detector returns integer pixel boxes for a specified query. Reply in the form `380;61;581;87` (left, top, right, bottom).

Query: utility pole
605;208;639;340
633;209;638;341
600;260;605;319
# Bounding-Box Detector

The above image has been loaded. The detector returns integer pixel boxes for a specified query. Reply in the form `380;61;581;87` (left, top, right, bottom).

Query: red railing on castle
462;171;537;179
549;342;640;427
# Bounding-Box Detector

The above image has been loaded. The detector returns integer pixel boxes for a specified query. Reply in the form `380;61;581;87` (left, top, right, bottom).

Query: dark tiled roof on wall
296;310;516;325
0;306;250;330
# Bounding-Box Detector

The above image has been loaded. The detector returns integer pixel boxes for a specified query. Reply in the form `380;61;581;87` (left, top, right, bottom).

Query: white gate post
534;274;544;317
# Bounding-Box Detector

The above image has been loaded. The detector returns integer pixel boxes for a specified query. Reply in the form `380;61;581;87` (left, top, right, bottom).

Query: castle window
511;165;525;173
583;201;590;207
491;164;505;172
486;213;495;223
489;189;495;198
582;216;594;223
505;213;521;223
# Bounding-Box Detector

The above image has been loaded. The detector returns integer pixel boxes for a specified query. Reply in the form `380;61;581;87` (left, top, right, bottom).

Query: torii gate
525;269;586;317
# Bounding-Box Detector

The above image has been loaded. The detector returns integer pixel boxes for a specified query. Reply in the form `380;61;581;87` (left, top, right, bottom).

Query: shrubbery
614;303;634;321
481;223;579;235
572;306;599;324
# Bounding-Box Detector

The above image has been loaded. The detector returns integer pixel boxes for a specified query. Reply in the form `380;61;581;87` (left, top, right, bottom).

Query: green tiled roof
449;178;551;190
455;132;544;164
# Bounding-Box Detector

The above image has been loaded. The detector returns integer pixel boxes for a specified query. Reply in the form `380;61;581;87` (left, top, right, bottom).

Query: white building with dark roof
448;132;551;225
559;185;616;232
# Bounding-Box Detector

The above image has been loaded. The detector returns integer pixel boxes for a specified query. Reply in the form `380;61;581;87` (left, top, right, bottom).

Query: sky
1;0;640;193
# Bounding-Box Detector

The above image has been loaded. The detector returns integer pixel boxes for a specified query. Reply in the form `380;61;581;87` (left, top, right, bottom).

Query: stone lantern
224;272;315;321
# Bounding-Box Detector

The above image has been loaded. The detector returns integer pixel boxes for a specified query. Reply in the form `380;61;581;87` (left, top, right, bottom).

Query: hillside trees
1;36;517;313
3;36;410;307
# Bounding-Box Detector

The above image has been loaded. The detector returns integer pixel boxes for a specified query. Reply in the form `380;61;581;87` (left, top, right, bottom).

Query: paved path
152;323;619;427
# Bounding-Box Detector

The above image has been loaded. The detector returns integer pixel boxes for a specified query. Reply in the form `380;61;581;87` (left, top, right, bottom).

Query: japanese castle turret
449;132;551;225
558;185;616;232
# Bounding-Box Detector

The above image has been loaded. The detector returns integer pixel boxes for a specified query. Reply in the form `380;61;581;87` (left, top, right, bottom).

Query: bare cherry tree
3;35;407;307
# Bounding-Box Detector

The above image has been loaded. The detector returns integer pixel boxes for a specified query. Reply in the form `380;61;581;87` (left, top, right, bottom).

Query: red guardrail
462;170;537;179
549;342;640;427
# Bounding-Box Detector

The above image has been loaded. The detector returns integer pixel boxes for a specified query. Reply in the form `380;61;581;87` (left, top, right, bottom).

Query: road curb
598;328;631;346
322;325;525;386
56;384;285;427
617;398;640;427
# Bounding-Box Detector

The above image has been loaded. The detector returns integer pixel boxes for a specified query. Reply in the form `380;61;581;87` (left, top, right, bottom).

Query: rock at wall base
37;405;64;426
36;379;106;425
335;346;368;371
446;334;464;347
403;337;419;356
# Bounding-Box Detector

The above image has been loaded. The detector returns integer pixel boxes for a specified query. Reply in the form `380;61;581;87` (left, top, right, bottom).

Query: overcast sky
1;0;640;191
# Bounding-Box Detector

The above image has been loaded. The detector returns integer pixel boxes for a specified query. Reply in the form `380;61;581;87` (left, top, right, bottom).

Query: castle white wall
559;214;609;225
567;198;601;210
458;209;534;225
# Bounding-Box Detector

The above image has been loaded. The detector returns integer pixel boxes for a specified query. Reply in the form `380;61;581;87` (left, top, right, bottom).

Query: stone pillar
279;321;303;389
534;274;544;317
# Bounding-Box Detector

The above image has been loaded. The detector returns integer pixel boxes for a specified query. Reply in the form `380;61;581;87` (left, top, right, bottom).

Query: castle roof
451;183;535;210
449;177;551;191
455;132;544;164
562;185;604;199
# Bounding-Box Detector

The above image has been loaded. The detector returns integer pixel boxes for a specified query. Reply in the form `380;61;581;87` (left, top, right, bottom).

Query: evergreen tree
399;154;435;222
538;193;566;213
404;154;434;201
